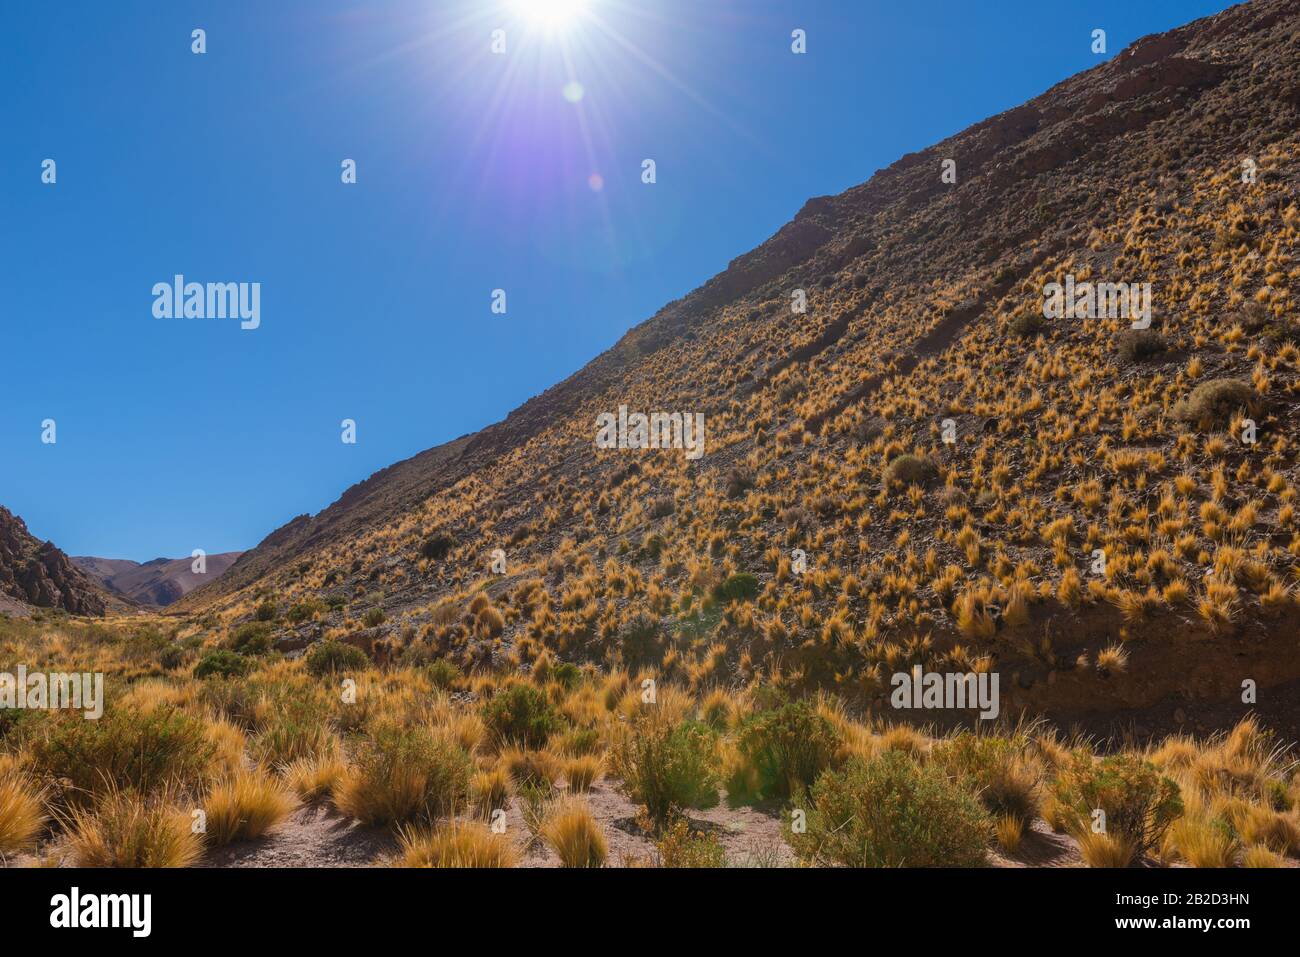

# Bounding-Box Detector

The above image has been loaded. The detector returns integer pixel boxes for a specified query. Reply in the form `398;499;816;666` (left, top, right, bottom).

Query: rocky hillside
184;0;1300;734
74;552;244;607
0;507;116;616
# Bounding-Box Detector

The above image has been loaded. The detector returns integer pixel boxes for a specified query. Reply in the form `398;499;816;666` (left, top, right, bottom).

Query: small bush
726;700;841;803
885;454;936;488
552;662;582;691
1051;753;1182;865
248;690;337;766
421;532;456;561
426;659;462;690
194;649;253;680
305;640;370;678
1117;329;1167;362
1172;378;1256;427
229;622;272;656
655;818;727;867
611;718;720;829
286;600;323;624
723;468;755;499
481;684;562;750
932;734;1040;824
499;748;562;790
714;572;760;604
789;751;991;867
648;496;675;519
66;788;202;867
334;722;472;826
362;606;386;628
1260;319;1300;345
1011;311;1045;337
1239;302;1297;344
26;706;215;807
619;612;661;666
254;600;277;622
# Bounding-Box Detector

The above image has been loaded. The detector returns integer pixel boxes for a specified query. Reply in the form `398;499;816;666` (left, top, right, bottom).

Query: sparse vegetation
789;752;992;867
305;640;370;678
611;717;720;829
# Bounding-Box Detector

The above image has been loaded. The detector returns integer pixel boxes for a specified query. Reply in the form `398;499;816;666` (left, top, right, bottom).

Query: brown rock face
0;507;109;616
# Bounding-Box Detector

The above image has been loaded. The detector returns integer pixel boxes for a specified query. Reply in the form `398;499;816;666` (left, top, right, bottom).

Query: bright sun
512;0;588;30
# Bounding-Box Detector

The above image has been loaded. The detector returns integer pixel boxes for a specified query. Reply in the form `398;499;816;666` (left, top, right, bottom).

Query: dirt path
200;804;397;868
193;778;1106;868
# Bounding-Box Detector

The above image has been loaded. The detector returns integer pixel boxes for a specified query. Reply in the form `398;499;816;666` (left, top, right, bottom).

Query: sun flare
511;0;588;31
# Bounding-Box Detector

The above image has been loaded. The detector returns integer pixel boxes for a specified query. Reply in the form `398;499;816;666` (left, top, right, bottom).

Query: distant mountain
73;552;243;607
0;506;116;616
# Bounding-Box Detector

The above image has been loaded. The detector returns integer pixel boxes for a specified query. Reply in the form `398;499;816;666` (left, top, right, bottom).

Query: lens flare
512;0;587;30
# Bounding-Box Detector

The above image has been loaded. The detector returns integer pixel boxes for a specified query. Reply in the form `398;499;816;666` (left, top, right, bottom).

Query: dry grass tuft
203;769;298;846
66;788;202;868
396;821;517;868
541;799;608;867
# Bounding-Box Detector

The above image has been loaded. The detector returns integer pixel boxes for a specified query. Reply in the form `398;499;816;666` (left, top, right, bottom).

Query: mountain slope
0;507;118;616
73;552;244;607
184;0;1300;730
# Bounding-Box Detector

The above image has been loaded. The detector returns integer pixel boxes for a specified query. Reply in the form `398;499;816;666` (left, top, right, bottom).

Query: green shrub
286;599;323;624
194;649;253;680
481;684;562;749
789;751;991;867
656;818;726;867
254;600;277;622
551;662;582;691
25;706;215;807
885;454;936;488
305;640;370;678
611;718;720;828
426;659;462;690
362;607;386;628
1051;753;1183;865
931;733;1040;824
121;626;171;664
249;686;337;765
714;572;760;603
229;622;272;656
1172;378;1256;427
726;700;841;803
421;533;456;561
619;612;660;666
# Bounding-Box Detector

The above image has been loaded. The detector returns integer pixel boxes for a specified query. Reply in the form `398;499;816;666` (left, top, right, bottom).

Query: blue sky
0;0;1234;561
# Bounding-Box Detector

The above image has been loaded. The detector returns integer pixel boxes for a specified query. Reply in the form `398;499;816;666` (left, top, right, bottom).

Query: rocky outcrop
0;507;111;616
